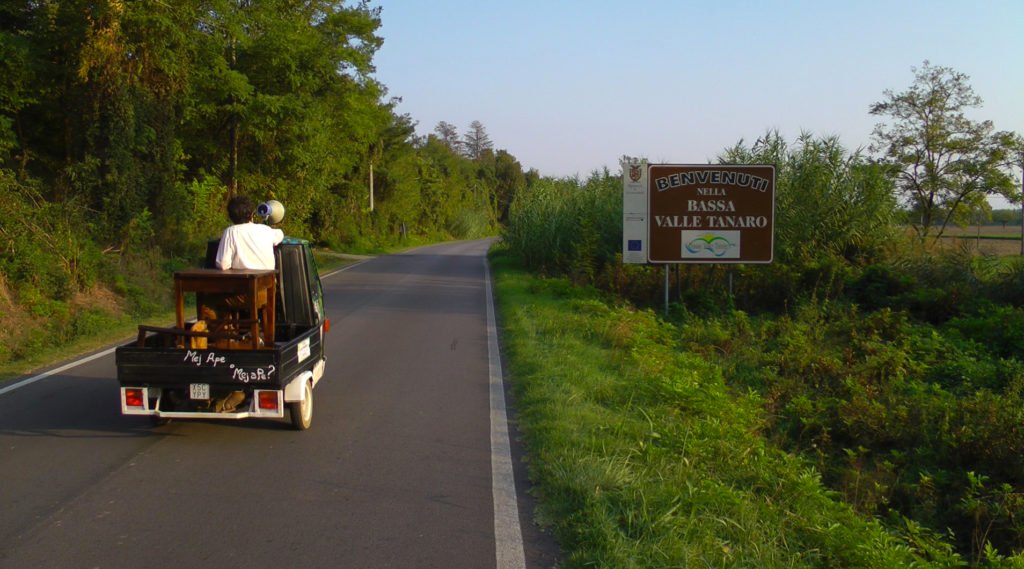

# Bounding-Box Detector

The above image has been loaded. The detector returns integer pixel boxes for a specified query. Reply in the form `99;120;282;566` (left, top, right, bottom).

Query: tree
0;3;39;177
870;61;1021;243
433;121;460;153
493;149;525;223
992;209;1018;229
462;119;492;160
184;0;386;238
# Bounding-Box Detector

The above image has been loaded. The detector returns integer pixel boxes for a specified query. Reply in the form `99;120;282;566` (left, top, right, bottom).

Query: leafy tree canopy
0;0;527;310
870;61;1022;242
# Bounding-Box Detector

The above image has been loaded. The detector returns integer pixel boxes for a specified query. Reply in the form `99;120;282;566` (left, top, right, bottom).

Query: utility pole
1020;149;1023;256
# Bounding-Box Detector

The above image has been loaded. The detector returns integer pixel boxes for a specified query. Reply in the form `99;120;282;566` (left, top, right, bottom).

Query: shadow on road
0;373;177;439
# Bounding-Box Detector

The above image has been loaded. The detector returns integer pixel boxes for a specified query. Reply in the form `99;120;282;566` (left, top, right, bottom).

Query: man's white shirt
215;223;285;270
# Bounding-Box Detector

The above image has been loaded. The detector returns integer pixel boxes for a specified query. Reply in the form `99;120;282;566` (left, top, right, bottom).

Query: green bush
847;263;917;310
683;298;1024;563
946;304;1024;360
70;308;119;338
448;207;492;239
990;258;1024;305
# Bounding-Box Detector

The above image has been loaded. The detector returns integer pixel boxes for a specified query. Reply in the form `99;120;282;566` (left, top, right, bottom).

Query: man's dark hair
227;196;255;224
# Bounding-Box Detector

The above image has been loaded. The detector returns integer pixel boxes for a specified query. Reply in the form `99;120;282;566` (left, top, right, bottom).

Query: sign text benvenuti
647;164;775;263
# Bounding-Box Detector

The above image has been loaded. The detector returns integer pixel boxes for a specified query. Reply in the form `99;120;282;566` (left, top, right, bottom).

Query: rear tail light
124;388;145;408
258;391;279;410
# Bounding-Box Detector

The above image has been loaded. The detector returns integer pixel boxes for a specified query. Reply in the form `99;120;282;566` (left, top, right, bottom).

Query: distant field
938;225;1022;256
942;225;1023;237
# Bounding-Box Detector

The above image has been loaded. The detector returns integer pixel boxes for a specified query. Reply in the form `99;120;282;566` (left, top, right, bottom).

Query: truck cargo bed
116;324;321;389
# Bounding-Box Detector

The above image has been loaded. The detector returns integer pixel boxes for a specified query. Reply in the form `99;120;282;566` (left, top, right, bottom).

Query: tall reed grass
503;171;621;284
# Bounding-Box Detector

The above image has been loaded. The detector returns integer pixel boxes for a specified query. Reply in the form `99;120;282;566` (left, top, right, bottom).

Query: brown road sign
647;164;775;263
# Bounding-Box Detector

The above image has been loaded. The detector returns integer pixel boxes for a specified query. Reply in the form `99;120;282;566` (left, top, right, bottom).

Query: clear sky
372;1;1024;206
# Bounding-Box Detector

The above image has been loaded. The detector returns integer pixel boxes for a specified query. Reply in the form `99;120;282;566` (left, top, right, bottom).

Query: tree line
0;0;532;321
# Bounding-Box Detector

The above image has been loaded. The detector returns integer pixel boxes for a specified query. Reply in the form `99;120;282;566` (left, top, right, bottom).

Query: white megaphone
256;200;285;224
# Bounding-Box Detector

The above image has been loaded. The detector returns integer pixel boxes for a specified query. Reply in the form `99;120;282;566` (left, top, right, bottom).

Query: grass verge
0;310;178;383
490;249;961;568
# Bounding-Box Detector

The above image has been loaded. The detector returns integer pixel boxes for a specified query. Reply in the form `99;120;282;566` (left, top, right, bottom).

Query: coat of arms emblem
629;164;642;183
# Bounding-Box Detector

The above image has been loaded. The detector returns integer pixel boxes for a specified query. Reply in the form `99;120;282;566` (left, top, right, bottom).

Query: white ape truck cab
116;238;327;430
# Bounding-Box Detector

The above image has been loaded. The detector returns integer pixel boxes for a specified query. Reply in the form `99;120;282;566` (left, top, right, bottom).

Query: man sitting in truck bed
215;196;284;270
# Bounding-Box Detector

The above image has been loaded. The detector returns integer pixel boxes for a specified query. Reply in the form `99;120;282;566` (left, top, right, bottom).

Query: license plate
189;383;210;400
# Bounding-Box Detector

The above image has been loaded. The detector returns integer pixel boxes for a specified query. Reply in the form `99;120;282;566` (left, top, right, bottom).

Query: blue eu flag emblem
627;240;642;251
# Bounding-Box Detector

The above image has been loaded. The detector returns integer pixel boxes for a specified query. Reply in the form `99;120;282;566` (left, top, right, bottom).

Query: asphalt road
0;239;558;569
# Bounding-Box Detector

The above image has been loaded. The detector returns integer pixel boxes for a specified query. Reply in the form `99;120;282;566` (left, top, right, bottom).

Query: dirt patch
0;276;38;359
0;275;28;324
71;285;125;317
0;274;12;310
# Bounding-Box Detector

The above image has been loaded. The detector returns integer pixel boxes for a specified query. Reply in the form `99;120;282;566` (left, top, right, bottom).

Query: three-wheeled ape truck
116;238;327;430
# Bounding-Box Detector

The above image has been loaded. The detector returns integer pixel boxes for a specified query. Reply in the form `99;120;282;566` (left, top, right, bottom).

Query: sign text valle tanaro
622;162;775;264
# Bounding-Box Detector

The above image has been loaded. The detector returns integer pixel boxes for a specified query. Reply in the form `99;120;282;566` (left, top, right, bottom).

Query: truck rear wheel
290;380;313;430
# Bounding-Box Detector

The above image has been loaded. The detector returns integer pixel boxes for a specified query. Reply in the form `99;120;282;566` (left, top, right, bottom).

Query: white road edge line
319;257;371;280
0;256;370;398
0;346;117;396
484;257;527;569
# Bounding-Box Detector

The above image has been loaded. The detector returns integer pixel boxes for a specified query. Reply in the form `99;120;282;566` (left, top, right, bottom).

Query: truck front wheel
290;380;313;430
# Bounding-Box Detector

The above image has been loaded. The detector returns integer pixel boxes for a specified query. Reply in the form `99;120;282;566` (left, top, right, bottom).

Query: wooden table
174;269;276;349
